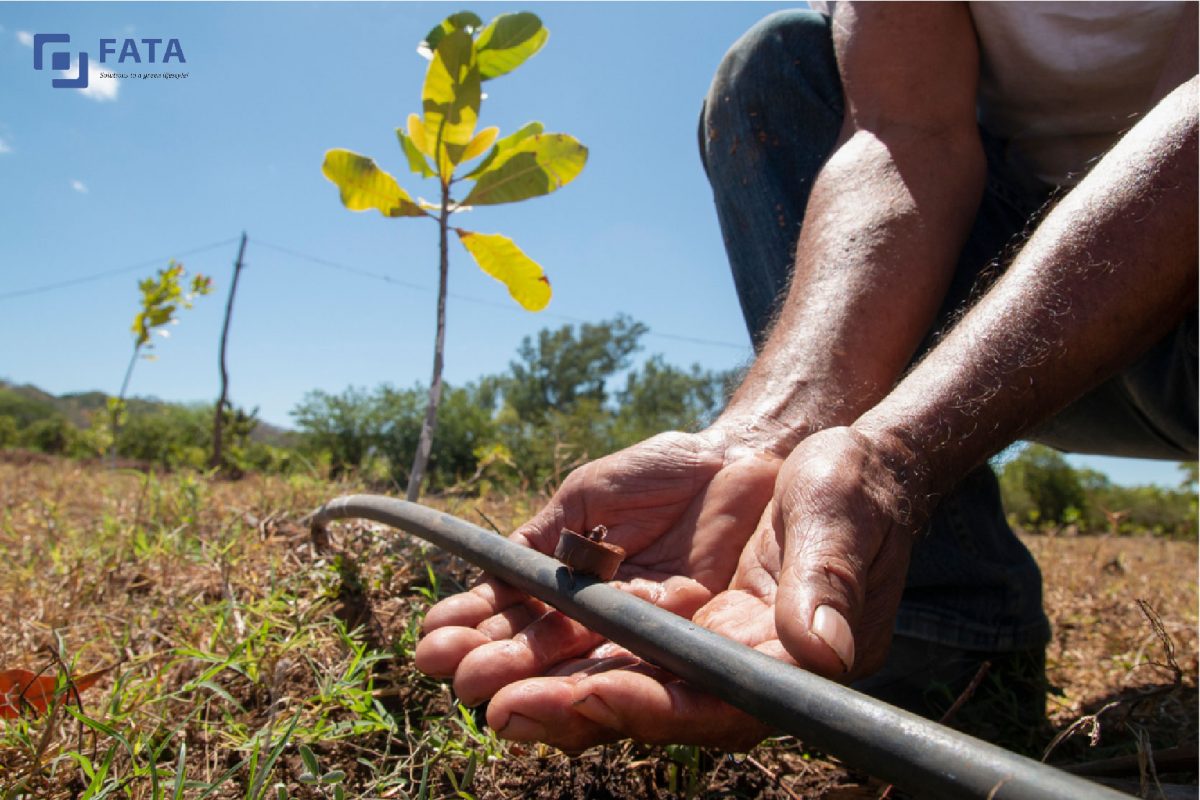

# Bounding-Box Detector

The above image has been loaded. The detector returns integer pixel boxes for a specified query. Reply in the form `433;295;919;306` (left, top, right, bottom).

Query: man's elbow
835;116;987;201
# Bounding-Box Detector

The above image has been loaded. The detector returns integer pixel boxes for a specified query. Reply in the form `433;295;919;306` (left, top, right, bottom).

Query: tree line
0;315;730;490
996;443;1197;539
0;384;287;475
290;315;731;494
1;315;1194;538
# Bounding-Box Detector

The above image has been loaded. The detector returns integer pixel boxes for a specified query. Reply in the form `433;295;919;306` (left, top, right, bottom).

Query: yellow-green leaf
476;13;548;80
456;230;551;311
418;11;483;59
462;134;587;206
321;149;424;217
462;126;499;163
464;121;543;179
422;29;481;178
406;114;433;158
396;127;435;178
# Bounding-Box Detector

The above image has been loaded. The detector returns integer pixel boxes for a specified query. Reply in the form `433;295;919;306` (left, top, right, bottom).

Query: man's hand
414;426;922;751
772;426;923;680
414;430;779;724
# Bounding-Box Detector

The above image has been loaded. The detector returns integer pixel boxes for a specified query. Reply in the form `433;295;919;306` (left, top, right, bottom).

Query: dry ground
0;454;1195;799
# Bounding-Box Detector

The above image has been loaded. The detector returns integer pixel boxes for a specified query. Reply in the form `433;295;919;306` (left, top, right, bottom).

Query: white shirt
970;1;1186;186
810;1;1188;186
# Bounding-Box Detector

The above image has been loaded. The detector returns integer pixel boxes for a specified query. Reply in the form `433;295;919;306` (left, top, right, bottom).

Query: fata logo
32;33;186;89
32;33;87;88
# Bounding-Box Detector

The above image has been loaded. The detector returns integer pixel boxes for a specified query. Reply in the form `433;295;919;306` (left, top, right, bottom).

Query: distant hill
0;379;296;446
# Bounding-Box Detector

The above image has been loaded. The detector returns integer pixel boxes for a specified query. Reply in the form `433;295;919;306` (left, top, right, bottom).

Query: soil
0;456;1195;799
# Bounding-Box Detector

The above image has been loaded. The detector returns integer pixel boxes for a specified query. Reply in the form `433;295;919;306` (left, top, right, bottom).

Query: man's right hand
414;428;780;707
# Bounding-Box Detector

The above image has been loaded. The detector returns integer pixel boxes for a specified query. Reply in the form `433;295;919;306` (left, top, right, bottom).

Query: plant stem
406;182;450;500
109;343;140;462
211;232;248;471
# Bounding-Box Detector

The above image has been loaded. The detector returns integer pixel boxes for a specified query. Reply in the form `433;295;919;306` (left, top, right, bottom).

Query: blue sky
0;2;1189;489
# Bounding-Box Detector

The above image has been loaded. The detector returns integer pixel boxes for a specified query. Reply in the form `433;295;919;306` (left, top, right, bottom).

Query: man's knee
708;10;832;104
701;10;841;175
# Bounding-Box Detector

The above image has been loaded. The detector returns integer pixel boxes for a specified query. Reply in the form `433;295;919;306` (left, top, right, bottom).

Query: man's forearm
712;2;986;456
856;77;1199;502
715;124;985;454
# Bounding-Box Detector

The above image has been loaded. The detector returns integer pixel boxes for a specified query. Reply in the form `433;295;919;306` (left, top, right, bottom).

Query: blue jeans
700;11;1195;653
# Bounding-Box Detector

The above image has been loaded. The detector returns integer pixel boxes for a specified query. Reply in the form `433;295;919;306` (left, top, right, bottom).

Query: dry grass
1025;532;1198;781
0;454;1195;799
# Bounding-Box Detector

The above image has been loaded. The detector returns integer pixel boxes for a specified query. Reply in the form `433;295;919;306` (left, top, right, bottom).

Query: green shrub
0;415;17;448
998;444;1086;528
21;415;76;454
998;444;1197;538
115;404;211;468
0;388;59;427
292;387;383;479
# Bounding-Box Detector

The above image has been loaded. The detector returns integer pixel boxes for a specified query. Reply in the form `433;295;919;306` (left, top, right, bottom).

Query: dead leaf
0;667;111;718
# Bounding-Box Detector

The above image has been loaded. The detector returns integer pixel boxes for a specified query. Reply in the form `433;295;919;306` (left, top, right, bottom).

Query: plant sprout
321;10;587;500
108;261;212;456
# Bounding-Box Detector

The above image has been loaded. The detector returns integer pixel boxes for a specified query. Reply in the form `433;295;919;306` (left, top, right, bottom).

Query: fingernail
496;712;547;741
812;605;855;673
572;693;621;728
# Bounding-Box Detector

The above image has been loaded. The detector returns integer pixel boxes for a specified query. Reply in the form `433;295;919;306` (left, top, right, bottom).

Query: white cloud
16;30;33;47
63;58;119;102
71;179;88;194
0;138;10;154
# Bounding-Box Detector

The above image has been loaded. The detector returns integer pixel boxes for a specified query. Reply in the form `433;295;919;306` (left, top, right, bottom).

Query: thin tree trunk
406;186;450;500
211;232;248;471
108;343;140;463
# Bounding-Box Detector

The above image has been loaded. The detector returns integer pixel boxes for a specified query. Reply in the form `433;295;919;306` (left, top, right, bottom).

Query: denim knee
699;10;844;342
701;9;842;179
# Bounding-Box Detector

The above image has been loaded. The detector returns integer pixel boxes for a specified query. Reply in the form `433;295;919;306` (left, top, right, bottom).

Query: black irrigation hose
307;495;1129;800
